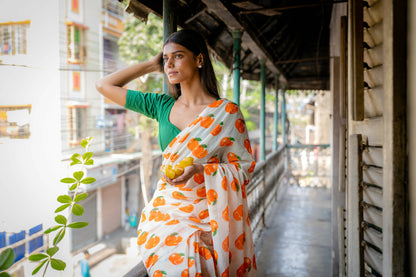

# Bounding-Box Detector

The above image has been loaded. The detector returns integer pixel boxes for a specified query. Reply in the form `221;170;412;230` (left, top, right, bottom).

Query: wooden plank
364;87;384;118
364;44;383;68
364;66;384;88
363;185;383;208
382;0;407;275
364;1;383;27
348;0;364;120
363;166;383;188
350;117;384;146
364;246;383;275
347;134;364;276
362;147;383;168
364;22;383;47
364;227;383;252
363;205;383;229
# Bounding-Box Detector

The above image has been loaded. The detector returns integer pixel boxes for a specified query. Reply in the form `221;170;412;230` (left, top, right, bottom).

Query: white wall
0;0;62;233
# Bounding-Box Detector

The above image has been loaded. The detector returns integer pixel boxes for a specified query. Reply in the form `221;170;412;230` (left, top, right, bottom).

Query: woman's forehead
163;42;189;55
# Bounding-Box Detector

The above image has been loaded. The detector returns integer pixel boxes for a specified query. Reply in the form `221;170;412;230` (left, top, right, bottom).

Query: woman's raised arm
95;52;163;107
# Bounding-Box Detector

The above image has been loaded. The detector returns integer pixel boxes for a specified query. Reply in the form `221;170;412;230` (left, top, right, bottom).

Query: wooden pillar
163;0;176;94
281;84;287;144
273;75;279;151
232;30;242;105
260;59;266;161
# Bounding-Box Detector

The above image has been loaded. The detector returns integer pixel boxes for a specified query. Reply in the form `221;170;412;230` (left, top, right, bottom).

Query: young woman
96;29;257;277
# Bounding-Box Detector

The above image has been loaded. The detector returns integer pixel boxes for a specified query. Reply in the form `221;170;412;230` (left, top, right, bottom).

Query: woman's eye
175;54;183;59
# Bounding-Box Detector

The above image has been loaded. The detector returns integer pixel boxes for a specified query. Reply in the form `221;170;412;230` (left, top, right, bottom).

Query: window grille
0;21;29;56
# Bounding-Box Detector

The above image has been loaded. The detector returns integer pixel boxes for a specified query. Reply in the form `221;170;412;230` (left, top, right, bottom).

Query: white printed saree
137;99;257;277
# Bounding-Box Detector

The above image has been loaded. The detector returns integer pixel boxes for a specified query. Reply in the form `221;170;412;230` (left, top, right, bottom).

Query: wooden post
260;59;266;161
347;134;364;277
281;85;287;144
163;0;176;94
232;30;242;106
273;75;279;151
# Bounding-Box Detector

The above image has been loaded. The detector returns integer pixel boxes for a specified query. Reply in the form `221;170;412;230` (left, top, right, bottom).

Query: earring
198;65;202;68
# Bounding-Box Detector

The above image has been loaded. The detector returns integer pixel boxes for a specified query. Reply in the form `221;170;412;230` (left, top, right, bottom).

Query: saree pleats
137;99;257;277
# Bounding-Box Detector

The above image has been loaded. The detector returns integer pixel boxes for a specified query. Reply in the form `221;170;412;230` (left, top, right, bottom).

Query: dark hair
163;29;219;99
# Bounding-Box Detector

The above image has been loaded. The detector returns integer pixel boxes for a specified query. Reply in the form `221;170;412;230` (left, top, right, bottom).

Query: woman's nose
165;57;174;68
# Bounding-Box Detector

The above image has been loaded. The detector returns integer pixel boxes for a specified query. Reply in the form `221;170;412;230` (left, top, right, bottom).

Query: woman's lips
168;71;178;77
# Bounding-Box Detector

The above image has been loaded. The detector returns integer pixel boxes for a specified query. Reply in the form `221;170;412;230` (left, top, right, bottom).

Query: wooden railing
124;145;289;277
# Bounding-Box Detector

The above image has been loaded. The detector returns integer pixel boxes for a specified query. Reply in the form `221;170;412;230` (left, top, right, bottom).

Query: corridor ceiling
126;0;341;90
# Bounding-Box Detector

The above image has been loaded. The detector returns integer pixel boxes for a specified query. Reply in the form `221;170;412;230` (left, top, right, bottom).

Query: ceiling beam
201;0;287;85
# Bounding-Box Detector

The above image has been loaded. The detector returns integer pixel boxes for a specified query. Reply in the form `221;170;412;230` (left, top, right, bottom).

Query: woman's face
163;42;201;85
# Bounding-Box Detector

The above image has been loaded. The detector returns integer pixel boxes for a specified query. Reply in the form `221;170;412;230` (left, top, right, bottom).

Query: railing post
281;84;287;144
163;0;176;94
232;30;242;106
260;59;266;161
273;75;280;151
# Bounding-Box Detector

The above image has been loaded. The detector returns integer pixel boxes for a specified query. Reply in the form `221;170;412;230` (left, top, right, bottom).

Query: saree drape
137;99;257;277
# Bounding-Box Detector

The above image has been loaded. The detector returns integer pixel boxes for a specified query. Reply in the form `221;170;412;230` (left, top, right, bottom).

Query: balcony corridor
255;184;332;277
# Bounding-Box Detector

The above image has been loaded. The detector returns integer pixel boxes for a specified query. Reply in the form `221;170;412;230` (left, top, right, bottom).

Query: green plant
27;137;96;276
0;248;15;277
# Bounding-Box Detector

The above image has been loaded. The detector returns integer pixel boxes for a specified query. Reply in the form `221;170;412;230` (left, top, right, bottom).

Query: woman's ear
197;53;204;67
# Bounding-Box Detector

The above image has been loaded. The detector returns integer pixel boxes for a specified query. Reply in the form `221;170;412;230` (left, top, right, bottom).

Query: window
71;0;79;13
0;21;30;56
68;106;88;144
0;105;31;139
67;22;87;64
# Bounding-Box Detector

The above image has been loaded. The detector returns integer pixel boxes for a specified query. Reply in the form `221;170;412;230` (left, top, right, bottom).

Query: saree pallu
137;99;257;277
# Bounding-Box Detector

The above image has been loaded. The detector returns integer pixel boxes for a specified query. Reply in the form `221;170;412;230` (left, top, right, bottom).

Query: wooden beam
201;0;287;84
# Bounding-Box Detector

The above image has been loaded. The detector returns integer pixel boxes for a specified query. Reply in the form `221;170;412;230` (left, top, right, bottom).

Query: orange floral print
179;204;194;213
204;164;218;176
145;234;160;249
210;121;223;136
192;144;208;158
209;99;224;108
200;114;215;128
165;232;183;246
233;205;243;221
220;137;235;147
235;118;245;133
207;189;218;205
187;137;201;151
169;253;185;265
225;102;238;114
222;206;229;221
235;233;245;250
153;196;165;207
193;173;205;184
145;253;158;268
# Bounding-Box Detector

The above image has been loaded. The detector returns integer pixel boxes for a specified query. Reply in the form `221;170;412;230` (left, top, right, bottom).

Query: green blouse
124;89;181;151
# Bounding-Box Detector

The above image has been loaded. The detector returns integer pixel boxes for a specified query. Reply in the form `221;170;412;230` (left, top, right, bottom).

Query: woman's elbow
95;80;105;94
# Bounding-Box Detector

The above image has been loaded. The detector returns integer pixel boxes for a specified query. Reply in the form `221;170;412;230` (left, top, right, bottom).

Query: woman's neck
179;80;214;106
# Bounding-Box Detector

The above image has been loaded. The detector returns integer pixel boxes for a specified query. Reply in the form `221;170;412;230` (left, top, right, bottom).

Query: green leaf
60;178;76;184
46;247;59;257
32;260;48;275
28;253;48;262
80;177;96;184
57;195;72;204
80;139;88;148
67;222;88;229
55;204;71;213
71;153;82;161
44;225;62;234
0;272;11;277
73;171;84;181
50;258;66;271
82;152;93;161
70;160;82;166
54;215;67;225
53;228;66;245
74;193;88;202
0;248;15;270
69;183;78;191
84;159;94;165
72;204;84;216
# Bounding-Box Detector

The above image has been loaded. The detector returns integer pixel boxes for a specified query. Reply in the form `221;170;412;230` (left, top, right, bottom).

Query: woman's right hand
151;51;163;73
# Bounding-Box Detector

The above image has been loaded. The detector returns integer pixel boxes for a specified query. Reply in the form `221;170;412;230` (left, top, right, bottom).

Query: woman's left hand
164;163;204;186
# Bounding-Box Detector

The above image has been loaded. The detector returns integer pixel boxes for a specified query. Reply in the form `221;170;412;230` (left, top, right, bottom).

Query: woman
96;29;257;277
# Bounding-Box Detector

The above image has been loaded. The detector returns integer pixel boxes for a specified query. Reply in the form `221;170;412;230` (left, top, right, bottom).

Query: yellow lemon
179;157;194;168
165;167;176;179
174;166;185;178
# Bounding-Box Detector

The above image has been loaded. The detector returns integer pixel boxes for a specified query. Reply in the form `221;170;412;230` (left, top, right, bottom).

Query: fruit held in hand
179;157;194;168
162;157;194;179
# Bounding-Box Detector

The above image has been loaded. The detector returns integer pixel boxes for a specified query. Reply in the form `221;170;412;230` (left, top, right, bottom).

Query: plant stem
42;261;50;277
